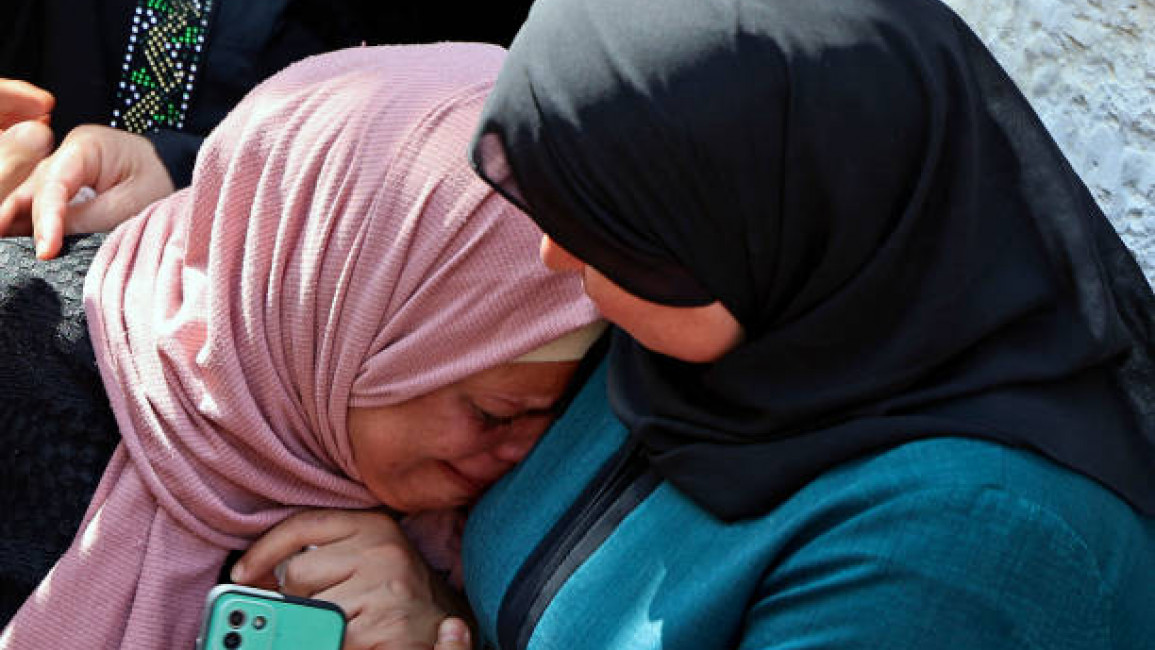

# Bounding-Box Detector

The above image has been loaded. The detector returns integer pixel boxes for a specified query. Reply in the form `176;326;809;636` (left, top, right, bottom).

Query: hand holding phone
196;584;345;650
234;509;468;649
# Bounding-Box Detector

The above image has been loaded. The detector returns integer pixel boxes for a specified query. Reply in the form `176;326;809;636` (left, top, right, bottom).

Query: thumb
434;617;472;650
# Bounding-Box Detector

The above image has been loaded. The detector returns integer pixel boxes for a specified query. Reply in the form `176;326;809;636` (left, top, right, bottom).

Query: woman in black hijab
454;0;1155;647
470;0;1155;521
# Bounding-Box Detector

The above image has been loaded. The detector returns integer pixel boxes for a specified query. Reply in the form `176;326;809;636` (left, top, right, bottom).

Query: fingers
0;127;92;253
339;612;456;650
308;542;430;606
241;510;464;650
232;510;361;586
434;618;472;650
329;567;451;650
0;80;54;129
0;125;176;259
0;120;54;227
29;141;98;258
47;127;175;248
0;140;90;258
273;515;418;599
274;544;354;599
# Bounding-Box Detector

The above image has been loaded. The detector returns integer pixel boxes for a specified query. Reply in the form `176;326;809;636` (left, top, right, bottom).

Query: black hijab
470;0;1155;521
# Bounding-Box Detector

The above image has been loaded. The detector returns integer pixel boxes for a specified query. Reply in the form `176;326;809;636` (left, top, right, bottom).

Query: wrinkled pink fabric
1;43;597;649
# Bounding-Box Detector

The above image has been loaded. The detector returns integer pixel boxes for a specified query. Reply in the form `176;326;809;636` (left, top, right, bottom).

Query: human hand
0;124;174;259
0;80;55;217
234;509;472;650
0;79;53;128
0;120;54;213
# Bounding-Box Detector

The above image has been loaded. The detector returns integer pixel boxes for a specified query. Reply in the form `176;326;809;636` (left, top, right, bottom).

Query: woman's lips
443;462;490;496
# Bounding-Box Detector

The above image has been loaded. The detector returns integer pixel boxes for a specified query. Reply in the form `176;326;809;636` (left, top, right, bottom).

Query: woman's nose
454;428;544;486
489;428;541;464
539;235;586;273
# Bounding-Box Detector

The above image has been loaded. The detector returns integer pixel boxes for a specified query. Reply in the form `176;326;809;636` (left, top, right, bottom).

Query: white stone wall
941;0;1155;285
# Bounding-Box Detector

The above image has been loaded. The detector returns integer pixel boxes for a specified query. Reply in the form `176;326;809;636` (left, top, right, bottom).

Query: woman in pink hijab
0;42;600;649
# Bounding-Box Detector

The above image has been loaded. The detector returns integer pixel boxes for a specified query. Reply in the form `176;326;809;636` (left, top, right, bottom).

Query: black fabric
145;129;203;189
0;0;534;188
0;234;119;625
471;0;1155;520
0;0;134;144
0;0;44;83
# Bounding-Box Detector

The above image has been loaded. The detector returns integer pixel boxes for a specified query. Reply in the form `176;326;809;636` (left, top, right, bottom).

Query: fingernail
230;563;245;583
438;618;469;645
274;559;288;589
34;235;47;259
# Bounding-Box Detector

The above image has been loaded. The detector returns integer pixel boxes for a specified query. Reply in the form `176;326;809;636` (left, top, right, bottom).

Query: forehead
458;361;580;403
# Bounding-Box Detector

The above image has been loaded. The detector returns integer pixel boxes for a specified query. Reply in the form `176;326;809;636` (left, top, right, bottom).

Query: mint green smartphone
196;584;346;650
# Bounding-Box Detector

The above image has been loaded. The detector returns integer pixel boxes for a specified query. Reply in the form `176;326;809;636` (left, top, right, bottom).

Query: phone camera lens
228;610;246;628
223;631;243;648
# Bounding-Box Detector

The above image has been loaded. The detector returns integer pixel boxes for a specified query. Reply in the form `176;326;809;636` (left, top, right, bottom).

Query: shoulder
743;437;1155;649
794;437;1148;552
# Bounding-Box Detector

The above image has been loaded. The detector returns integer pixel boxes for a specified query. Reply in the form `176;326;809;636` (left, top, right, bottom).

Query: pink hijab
2;43;598;649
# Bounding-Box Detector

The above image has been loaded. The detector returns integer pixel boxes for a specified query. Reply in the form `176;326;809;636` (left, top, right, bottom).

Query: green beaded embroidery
111;0;214;134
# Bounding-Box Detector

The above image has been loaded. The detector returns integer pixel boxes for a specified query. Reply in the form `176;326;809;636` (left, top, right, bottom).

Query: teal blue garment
464;362;1155;649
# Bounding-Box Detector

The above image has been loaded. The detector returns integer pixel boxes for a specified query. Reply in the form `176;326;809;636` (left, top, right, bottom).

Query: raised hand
0;125;174;258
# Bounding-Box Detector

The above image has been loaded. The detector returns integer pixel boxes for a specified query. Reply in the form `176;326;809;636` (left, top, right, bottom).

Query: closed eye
472;404;517;430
